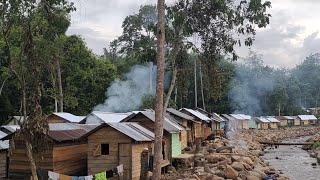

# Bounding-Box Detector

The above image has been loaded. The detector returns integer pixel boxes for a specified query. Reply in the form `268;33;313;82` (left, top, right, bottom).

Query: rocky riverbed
162;126;320;180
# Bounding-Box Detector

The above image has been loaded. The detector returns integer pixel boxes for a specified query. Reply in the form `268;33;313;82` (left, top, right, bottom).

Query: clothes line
40;164;124;180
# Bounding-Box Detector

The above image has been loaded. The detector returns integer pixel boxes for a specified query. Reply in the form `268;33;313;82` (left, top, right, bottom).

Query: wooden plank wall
87;126;132;178
8;140;53;179
0;151;7;179
131;143;151;180
125;116;172;161
180;130;188;149
53;143;87;175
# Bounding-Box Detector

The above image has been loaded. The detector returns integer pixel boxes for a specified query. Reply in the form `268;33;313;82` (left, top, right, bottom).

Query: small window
101;144;109;155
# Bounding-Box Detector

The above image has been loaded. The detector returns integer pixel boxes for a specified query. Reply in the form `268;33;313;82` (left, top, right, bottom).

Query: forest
0;0;320;125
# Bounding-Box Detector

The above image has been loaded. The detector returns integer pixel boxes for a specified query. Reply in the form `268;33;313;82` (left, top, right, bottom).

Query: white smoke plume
94;63;156;113
229;53;275;116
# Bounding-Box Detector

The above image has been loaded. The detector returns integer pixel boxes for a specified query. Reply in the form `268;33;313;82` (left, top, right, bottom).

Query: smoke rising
229;53;276;116
93;63;156;113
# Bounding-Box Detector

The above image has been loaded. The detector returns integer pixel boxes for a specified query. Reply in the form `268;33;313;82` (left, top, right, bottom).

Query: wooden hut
276;116;289;127
298;115;318;126
4;123;96;179
166;108;200;147
229;114;250;130
47;112;85;123
180;108;212;140
83;122;154;180
265;117;280;129
293;116;301;126
121;111;185;161
254;117;270;130
0;130;9;179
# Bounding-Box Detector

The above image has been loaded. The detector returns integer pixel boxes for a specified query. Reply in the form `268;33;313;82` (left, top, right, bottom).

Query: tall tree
153;0;166;179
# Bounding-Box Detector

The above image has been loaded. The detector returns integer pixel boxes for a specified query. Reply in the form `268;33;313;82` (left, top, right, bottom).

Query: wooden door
118;143;131;180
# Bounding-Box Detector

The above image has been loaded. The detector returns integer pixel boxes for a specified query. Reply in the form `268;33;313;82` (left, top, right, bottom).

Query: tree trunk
164;66;177;111
194;58;197;108
25;140;38;180
199;60;205;110
0;77;8;96
56;57;63;112
153;0;166;179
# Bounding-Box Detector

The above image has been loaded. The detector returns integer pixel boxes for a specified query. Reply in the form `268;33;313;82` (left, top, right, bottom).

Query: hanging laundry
60;174;72;180
84;175;93;180
105;170;113;178
95;171;107;180
78;175;93;180
48;171;59;180
117;164;124;176
37;169;48;180
71;176;79;180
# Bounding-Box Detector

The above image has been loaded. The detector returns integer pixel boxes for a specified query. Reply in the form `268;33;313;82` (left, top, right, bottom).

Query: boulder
231;162;245;171
206;175;225;180
225;165;239;180
206;154;226;164
241;157;254;166
231;155;241;162
216;146;233;153
245;175;260;180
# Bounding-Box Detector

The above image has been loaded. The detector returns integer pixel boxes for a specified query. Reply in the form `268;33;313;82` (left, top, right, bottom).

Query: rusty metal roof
49;129;88;142
108;123;154;141
167;108;194;120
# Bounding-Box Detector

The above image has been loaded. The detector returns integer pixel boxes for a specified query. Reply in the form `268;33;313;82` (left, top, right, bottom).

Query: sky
67;0;320;68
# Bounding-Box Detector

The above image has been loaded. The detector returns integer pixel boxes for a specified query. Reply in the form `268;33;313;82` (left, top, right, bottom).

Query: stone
248;171;262;178
241;157;254;166
225;165;239;180
252;169;266;178
231;155;241;162
216;146;233;153
206;175;225;180
245;175;260;180
206;154;226;164
231;162;245;171
215;170;225;178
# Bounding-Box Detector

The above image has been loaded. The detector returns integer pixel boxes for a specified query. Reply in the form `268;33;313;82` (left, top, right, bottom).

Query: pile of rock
163;136;289;180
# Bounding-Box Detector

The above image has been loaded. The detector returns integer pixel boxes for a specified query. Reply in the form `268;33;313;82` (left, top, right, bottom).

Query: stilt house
82;122;154;180
180;108;212;140
166;108;200;148
121;111;185;161
3;123;97;179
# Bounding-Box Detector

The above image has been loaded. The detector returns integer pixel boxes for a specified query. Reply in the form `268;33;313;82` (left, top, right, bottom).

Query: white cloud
67;0;320;68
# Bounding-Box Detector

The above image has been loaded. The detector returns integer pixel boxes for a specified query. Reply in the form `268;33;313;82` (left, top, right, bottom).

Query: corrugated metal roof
0;131;8;139
298;115;318;121
283;116;295;120
211;113;226;122
52;112;85;123
139;111;184;133
108;122;154;142
167;108;194;120
0;140;9;150
181;108;211;122
1;125;20;133
266;117;280;123
230;114;251;120
221;114;234;121
254;117;270;123
49;129;88;142
86;111;133;124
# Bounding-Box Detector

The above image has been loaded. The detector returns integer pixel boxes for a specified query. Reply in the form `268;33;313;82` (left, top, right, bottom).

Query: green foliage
312;142;320;150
